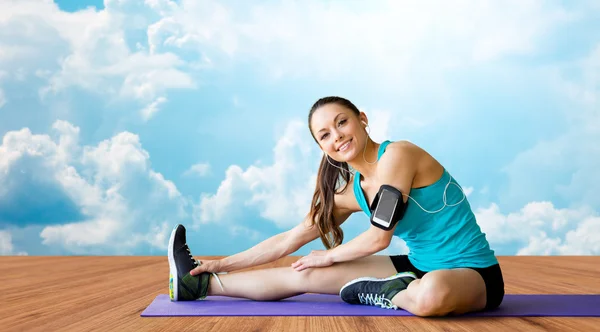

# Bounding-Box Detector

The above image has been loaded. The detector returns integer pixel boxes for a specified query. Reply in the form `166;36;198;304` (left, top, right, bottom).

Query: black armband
369;185;407;231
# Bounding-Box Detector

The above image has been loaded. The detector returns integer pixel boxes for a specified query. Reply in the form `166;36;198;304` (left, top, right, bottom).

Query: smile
338;139;353;152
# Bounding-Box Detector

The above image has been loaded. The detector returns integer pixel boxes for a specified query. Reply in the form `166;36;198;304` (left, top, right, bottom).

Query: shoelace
358;293;398;310
186;245;225;291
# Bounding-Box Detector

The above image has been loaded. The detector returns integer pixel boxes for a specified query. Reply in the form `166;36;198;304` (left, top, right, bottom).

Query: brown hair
307;96;361;249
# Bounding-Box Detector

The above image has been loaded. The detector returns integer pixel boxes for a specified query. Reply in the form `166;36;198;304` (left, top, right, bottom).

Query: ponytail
307;96;361;249
307;154;351;249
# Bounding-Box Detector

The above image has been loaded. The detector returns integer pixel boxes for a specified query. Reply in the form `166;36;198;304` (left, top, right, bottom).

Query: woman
168;96;504;317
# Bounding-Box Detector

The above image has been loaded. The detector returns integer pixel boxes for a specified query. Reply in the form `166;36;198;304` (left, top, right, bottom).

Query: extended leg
206;255;398;301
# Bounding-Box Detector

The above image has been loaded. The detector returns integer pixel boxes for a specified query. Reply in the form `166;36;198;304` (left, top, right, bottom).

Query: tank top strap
353;140;392;216
378;140;391;160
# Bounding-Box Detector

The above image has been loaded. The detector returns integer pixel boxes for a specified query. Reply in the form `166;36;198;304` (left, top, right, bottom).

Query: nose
332;129;344;141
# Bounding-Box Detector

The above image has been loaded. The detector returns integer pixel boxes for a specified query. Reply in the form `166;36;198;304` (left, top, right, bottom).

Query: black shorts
389;255;505;311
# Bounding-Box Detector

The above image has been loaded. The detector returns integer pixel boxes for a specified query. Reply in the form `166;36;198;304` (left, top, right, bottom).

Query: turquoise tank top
353;140;498;271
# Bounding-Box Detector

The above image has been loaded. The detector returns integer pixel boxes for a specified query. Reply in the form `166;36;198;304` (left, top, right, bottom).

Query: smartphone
371;188;399;230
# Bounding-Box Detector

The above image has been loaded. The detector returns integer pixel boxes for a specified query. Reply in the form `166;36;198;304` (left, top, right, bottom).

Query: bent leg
207;255;398;301
392;268;487;316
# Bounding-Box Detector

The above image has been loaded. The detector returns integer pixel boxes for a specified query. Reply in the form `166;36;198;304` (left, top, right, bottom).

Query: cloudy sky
1;0;599;257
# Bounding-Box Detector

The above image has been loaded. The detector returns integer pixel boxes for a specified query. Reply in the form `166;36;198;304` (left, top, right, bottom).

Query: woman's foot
339;272;417;309
168;224;211;301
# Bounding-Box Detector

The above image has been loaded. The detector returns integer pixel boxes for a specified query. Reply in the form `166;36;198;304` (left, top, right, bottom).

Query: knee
291;267;318;291
412;277;452;317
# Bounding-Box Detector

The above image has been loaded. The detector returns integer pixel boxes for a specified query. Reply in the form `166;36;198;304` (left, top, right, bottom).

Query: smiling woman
169;96;504;317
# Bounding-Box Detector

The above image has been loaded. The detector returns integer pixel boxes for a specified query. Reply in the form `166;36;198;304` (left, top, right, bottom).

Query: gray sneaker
339;272;417;309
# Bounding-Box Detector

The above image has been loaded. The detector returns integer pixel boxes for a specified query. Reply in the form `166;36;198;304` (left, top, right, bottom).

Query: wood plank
1;256;599;331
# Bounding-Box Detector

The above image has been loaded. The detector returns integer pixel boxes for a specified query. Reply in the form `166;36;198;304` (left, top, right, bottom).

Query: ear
358;112;368;127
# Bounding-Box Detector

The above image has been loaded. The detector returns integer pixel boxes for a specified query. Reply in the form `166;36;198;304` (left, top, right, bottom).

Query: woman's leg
206;255;398;301
391;268;487;316
203;255;489;317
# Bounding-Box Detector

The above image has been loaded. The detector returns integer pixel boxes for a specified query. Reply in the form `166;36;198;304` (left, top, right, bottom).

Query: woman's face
311;103;365;162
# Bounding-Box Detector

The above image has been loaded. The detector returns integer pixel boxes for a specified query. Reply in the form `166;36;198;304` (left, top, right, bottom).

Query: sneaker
168;224;211;301
339;272;417;310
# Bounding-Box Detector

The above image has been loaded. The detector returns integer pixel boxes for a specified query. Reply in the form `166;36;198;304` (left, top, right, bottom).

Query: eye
320;119;347;140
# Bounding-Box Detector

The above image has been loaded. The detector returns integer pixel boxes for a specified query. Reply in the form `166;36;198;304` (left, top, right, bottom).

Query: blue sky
56;0;104;12
0;0;599;257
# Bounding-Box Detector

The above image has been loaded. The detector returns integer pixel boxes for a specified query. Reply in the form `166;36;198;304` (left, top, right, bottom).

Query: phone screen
374;188;398;222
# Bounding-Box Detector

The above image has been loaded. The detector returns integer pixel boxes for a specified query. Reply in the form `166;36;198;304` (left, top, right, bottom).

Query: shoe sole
168;225;179;301
339;271;418;297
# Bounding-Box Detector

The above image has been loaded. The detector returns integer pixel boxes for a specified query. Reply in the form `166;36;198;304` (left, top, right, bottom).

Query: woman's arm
327;226;393;263
292;221;395;271
218;188;355;272
327;143;417;263
217;218;318;272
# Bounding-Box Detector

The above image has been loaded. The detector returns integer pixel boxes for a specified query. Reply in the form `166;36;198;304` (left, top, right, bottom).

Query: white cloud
135;0;579;134
41;218;120;247
140;96;167;121
0;0;584;127
183;162;211;177
52;119;81;165
0;120;188;254
194;119;317;229
516;215;600;255
146;0;573;81
0;230;27;256
0;0;195;118
475;201;599;255
561;216;600;254
516;232;563;255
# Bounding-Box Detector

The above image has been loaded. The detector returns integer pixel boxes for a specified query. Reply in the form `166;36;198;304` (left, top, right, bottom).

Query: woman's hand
189;259;223;276
291;250;334;271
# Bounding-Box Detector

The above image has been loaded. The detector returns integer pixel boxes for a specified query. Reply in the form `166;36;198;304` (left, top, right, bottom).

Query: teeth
339;140;351;151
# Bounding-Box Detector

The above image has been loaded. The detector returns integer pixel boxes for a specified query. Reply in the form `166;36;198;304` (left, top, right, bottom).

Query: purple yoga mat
141;293;600;317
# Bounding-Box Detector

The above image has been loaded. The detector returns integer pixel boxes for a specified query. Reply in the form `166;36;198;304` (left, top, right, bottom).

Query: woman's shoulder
386;139;419;152
380;140;421;164
377;139;433;177
383;140;445;188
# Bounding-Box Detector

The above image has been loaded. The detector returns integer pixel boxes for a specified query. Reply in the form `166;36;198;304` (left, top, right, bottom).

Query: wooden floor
1;256;599;332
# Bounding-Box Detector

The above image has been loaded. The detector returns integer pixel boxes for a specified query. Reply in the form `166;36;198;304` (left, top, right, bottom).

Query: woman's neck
348;139;380;179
